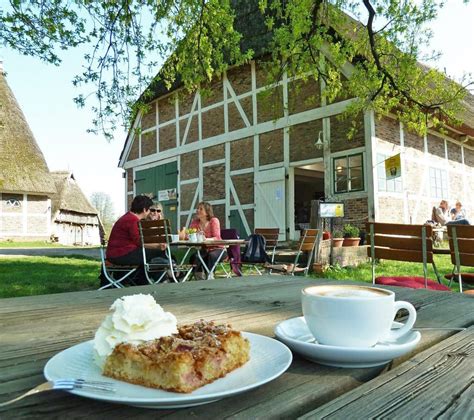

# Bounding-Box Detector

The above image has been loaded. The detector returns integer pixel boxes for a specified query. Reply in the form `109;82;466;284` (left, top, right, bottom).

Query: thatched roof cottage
0;64;102;244
50;171;103;245
0;63;56;240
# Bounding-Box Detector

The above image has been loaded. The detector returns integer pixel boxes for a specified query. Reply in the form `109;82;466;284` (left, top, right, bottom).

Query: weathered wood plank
300;326;474;419
0;276;473;418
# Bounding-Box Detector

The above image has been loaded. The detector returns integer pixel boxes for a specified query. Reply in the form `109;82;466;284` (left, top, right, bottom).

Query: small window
6;198;21;208
333;153;364;193
377;154;402;193
429;167;448;198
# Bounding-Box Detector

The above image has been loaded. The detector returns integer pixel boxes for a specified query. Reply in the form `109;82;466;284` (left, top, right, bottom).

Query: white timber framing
120;48;474;232
364;110;377;221
399;121;409;223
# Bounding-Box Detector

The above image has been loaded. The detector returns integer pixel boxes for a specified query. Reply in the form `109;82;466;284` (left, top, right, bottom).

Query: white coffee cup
301;285;417;348
170;234;179;242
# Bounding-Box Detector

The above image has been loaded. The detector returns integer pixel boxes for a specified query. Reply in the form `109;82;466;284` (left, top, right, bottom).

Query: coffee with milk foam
308;286;389;298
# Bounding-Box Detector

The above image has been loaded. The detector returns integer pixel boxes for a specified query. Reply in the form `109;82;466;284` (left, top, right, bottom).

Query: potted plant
186;228;198;242
342;224;360;247
332;230;344;247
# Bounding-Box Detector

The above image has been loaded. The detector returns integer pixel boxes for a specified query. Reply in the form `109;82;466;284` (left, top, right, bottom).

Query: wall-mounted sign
158;188;177;201
319;202;345;218
385;153;401;180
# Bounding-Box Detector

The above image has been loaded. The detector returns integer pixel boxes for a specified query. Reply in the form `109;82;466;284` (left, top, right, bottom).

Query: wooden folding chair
242;228;279;275
270;229;319;276
98;246;138;290
447;224;474;293
366;222;450;291
139;219;194;284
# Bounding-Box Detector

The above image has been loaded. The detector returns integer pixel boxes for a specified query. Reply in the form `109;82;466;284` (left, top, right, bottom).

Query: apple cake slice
102;320;250;393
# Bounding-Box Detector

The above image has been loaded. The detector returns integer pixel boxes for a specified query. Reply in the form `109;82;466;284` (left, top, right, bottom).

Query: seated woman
106;195;167;285
189;201;226;279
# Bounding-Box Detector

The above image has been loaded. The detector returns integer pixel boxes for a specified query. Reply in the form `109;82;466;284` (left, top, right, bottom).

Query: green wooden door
229;210;246;239
135;162;178;232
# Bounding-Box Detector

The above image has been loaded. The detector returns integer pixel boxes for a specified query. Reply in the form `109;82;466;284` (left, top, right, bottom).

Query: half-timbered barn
119;3;474;240
0;64;56;240
50;171;102;246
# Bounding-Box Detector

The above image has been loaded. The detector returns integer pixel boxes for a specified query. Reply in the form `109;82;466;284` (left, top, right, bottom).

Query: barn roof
0;71;56;195
50;171;98;216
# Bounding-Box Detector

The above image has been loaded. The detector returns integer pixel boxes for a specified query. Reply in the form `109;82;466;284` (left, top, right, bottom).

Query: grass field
0;253;470;298
0;241;78;248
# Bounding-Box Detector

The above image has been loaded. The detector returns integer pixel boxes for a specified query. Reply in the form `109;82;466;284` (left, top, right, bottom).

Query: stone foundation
318;239;368;267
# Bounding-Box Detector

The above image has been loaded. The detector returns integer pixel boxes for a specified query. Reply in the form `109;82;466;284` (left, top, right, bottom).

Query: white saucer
274;317;421;368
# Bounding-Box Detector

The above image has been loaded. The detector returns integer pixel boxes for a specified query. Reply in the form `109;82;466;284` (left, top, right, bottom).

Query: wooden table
172;239;245;279
1;277;473;418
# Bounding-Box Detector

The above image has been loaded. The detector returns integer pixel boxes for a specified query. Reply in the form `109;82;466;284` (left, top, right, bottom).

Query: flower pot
332;238;344;248
323;231;331;240
343;237;360;247
312;263;325;274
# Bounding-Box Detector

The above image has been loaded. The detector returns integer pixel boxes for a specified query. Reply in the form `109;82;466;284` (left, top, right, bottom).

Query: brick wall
288;78;321;114
231;173;254;204
158;96;175;123
230;137;253;170
180;151;199;180
203;165;225;201
141;103;156;130
228;97;253;132
141;131;157;156
330;114;365;153
289;120;323;161
427;133;444;159
260;129;284;165
203;144;224;162
179;116;199;144
257;86;284;123
28;195;49;213
375;117;399;145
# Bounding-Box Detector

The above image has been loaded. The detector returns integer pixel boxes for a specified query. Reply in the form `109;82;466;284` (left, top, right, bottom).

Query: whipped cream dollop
93;294;178;368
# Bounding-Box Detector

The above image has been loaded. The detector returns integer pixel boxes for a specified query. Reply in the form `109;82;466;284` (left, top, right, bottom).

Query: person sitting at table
105;195;166;285
446;200;470;225
431;200;450;226
188;201;226;279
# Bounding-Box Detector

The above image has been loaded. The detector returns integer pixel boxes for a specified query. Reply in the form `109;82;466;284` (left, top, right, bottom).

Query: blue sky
1;1;473;218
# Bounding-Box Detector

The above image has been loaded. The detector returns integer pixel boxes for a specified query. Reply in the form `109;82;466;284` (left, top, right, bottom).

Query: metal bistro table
172;239;245;279
0;277;473;419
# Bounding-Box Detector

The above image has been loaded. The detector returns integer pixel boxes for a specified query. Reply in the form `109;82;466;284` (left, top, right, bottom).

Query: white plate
44;332;292;409
274;317;421;368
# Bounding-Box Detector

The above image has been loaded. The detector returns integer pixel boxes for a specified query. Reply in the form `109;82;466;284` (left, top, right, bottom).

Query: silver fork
0;379;116;407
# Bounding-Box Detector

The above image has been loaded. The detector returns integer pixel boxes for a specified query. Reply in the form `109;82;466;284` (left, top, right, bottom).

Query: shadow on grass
0;255;101;298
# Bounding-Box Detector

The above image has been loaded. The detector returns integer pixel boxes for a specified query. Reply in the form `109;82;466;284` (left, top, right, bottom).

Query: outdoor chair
219;228;242;277
268;228;319;276
139;219;194;284
241;228;280;275
366;222;450;291
98;246;138;290
446;224;474;293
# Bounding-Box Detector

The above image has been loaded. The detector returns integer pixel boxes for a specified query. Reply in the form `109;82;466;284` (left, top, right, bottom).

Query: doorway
294;162;325;233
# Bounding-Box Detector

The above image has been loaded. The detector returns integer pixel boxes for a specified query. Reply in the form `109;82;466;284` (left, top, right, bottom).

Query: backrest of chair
221;228;239;240
447;225;474;267
366;222;434;264
255;228;279;249
139;219;172;246
298;229;319;253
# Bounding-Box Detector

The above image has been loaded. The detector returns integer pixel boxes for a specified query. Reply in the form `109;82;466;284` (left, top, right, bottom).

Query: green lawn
0;254;470;299
0;256;101;298
0;241;78;248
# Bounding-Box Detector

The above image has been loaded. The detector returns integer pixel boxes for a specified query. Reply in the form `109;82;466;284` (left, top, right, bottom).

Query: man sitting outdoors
105;195;166;285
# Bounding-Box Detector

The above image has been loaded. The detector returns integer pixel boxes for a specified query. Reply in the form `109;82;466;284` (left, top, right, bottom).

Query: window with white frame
429;167;448;198
333;153;364;193
377;153;402;193
6;198;21;208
